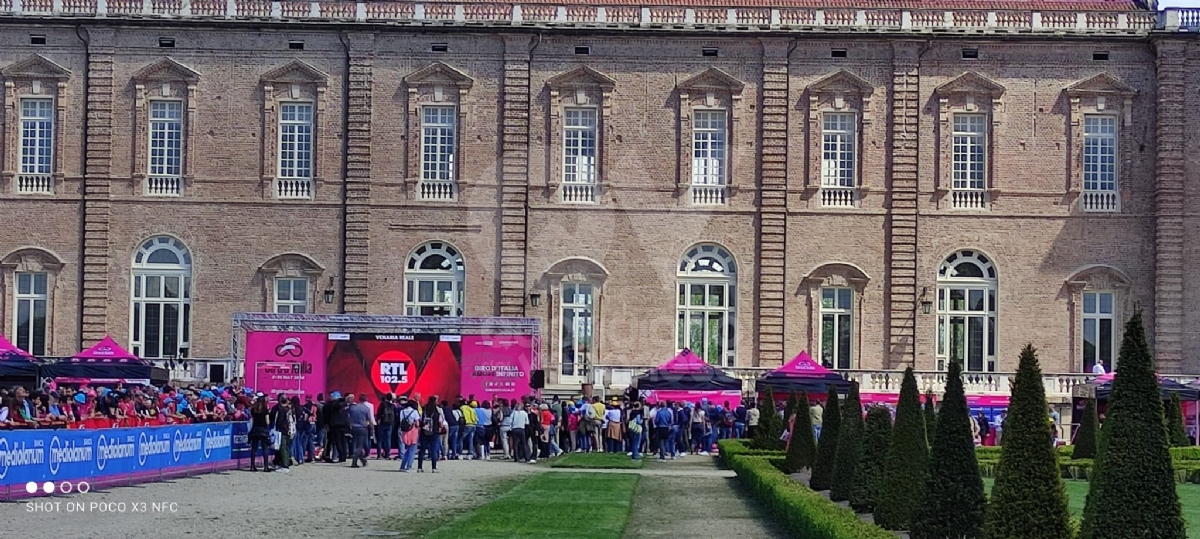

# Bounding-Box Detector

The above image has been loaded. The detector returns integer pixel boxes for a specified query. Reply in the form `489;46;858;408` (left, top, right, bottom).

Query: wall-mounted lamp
529;292;542;307
919;286;933;315
323;275;336;304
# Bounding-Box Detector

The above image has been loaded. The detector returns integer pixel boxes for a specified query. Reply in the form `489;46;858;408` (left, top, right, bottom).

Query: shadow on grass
550;452;646;469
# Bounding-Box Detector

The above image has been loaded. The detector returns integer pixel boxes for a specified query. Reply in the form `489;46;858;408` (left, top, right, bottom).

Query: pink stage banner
640;389;742;408
460;335;533;402
245;331;328;398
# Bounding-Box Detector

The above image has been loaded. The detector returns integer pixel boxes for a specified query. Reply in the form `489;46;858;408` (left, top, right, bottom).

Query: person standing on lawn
348;394;372;468
654;401;674;460
417;396;446;473
397;399;420;472
510;401;532;463
746;401;760;440
375;393;395;459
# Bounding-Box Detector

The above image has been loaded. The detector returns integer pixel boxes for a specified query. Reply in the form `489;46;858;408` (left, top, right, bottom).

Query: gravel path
0;459;539;539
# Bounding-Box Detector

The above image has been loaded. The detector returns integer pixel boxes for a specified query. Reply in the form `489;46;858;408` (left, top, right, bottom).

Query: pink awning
657;349;712;373
772;351;835;378
0;334;33;358
71;336;143;363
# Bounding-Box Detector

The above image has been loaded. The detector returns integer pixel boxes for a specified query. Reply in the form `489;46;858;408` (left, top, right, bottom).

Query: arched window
676;243;737;366
936;249;997;372
405;241;464;316
131;236;192;359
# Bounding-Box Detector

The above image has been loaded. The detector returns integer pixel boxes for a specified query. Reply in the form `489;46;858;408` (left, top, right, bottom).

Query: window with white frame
563;108;597;185
421;105;456;182
13;272;48;356
821;113;856;189
820;287;853;370
274;278;309;314
691;110;727;186
19;98;54;193
1082;291;1115;374
951;114;986;191
560;282;594;379
404;241;464;316
936;250;997;373
676;244;737;366
130;236;192;359
147;100;184;196
278;103;314;179
1082;115;1118;212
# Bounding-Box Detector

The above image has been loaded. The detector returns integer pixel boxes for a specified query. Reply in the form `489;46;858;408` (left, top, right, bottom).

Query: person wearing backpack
375;393;396;460
627;402;645;460
397;399;420;472
417;396;446;473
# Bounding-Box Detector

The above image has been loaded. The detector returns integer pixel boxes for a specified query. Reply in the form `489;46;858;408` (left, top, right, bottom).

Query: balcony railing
0;1;1182;35
15;173;53;194
951;189;989;210
561;182;596;203
1081;190;1119;213
820;187;856;208
418;180;457;201
691;184;727;205
275;178;312;199
145;175;182;196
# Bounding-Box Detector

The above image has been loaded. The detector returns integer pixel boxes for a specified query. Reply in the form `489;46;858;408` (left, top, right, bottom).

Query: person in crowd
746;400;760;440
652;401;673;461
348;393;372;468
475;401;492;460
510;400;531;463
690;402;709;455
270;393;294;472
458;398;477;460
627;401;645;460
497;398;513;459
375;393;395;460
811;398;824;440
733;401;748;440
976;411;991;446
1049;406;1061;442
324;391;350;463
314;393;327;460
248;393;273;472
299;395;317;462
289;396;307;465
442;400;460;460
398;399;420;472
417;396;445;473
971;412;981;445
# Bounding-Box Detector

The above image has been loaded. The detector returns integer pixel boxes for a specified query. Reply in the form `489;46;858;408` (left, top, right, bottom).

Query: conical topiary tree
1080;312;1185;539
810;386;842;491
984;344;1072;539
753;386;784;450
910;359;985;539
850;405;892;514
785;390;800;431
784;391;817;473
830;381;863;502
1072;397;1099;460
923;390;938;444
876;367;930;530
1166;391;1190;448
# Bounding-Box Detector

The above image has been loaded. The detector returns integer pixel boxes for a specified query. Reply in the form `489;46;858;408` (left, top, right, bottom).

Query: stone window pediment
260;59;329;87
404;62;473;200
1;247;65;273
1064;73;1135;207
1064;73;1136;98
258;253;325;278
545;257;610;284
404;61;474;92
934;71;1005;98
131;58;201;193
546;66;615;203
805;70;874;195
934;72;1005;206
3;55;70;194
260;60;330;197
676;68;744;200
131;58;200;84
1;54;71;80
807;69;874;98
800;262;871;294
1064;264;1132;292
677;67;745;95
546;66;616;92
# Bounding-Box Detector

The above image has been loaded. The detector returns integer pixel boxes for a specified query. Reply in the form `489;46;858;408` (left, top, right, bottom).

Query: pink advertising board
640;389;742;408
245;331;328;398
460;334;533;403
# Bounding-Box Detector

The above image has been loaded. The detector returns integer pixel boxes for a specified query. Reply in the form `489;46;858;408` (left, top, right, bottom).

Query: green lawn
425;472;639;539
549;452;646;469
983;478;1200;537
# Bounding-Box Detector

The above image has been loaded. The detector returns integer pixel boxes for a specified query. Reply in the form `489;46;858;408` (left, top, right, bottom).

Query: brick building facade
0;0;1197;390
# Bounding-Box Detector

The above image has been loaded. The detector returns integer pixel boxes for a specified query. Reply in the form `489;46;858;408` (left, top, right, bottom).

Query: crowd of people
0;382;258;429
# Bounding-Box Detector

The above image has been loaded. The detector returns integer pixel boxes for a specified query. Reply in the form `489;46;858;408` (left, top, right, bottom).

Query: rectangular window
819;287;853;370
421;105;457;182
821;113;856;188
278;103;313;179
951;114;986;190
1082;291;1114;373
14;272;48;356
937;286;997;372
274;278;309;314
18;98;54;194
560;283;595;379
148;101;183;177
676;281;736;366
404;277;463;317
563;108;597;185
1081;115;1118;212
691;110;727;186
131;273;191;359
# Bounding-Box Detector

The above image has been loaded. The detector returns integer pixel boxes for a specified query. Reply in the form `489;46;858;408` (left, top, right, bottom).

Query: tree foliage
923;390;938;445
1166;391;1190;448
1072;397;1099;460
850;405;892;514
810;387;842;491
1080;312;1185;539
911;359;985;539
784;391;817;473
984;344;1072;539
830;382;863;502
752;386;784;450
875;367;930;530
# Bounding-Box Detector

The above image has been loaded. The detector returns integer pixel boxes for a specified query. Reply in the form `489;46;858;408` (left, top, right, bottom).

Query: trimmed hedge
718;438;784;468
727;453;896;539
977;457;1200;484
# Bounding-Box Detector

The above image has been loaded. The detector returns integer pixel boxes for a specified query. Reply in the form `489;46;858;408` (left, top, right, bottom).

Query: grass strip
983;477;1200;538
426;472;639;539
549;452;646;469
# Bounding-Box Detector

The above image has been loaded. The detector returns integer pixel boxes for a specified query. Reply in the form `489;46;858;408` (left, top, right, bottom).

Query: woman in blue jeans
398;400;421;471
418;397;445;473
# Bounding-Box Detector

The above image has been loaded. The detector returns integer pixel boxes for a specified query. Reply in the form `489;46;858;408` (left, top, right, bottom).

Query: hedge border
975;445;1200;462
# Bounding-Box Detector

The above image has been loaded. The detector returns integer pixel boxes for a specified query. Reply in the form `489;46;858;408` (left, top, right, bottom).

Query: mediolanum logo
172;430;202;462
0;438;44;480
203;428;231;458
48;436;93;476
95;434;136;471
137;432;171;466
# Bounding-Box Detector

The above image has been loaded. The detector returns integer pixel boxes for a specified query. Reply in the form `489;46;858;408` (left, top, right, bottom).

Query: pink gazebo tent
0;334;39;378
754;351;852;400
69;336;145;363
635;349;743;407
41;336;166;386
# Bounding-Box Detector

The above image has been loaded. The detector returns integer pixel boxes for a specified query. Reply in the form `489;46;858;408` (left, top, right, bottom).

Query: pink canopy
774;351;836;377
0;334;33;358
657;349;712;373
71;336;143;363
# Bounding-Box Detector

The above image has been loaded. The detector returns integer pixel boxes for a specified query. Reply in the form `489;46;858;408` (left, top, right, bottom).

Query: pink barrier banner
245;331;328;398
460;335;533;403
640;389;742;408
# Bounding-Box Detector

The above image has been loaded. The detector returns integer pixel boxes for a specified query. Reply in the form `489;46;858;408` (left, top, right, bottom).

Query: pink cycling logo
275;337;303;358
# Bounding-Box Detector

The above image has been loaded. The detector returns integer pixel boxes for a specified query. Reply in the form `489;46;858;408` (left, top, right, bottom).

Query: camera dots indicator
25;480;90;494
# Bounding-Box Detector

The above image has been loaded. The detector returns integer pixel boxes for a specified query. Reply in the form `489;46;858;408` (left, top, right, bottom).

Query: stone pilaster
756;38;791;367
81;28;116;344
499;35;532;316
1153;39;1185;371
886;42;921;368
342;33;375;313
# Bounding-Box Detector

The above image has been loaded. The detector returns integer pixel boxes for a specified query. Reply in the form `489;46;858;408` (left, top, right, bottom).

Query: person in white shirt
510;405;533;463
1092;362;1107;375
